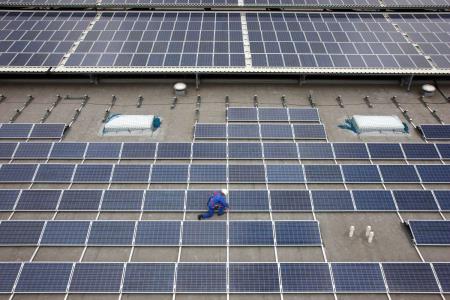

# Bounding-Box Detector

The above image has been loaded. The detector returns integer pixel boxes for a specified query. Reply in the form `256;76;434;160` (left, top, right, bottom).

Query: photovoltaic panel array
0;123;66;139
408;220;450;245
227;107;320;122
420;124;450;140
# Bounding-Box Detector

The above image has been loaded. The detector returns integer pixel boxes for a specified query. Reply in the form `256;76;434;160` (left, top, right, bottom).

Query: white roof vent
340;115;407;134
102;114;158;136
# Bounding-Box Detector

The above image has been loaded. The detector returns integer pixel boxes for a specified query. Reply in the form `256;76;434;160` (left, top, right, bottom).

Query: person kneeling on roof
198;189;229;220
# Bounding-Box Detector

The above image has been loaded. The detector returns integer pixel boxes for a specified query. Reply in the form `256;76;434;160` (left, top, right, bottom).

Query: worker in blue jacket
198;189;229;220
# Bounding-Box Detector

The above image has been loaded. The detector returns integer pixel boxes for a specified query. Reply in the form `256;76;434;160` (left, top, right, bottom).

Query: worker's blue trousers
201;206;225;219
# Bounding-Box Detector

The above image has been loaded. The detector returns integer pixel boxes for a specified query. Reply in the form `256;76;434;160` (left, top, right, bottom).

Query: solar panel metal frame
416;165;450;183
13;142;52;159
292;124;327;140
194;123;227;139
280;262;333;293
14;262;73;293
257;107;289;122
192;142;227;159
297;142;334;160
287;107;321;123
84;142;122;159
0;163;38;183
366;143;405;160
0;142;18;159
381;262;441;293
331;262;387;293
262;143;299;159
49;142;87;159
420;124;450;140
86;220;136;246
0;220;45;246
228;142;263;159
68;262;124;293
28;123;66;139
227;107;258;122
72;164;114;183
0;189;20;211
33;163;76;183
110;164;151;183
352;190;397;211
122;263;175;293
408;220;450;246
156;142;192;159
40;220;90;246
393;190;439;211
120;142;157;159
228;123;261;139
378;164;421;183
144;190;185;212
274;220;322;246
401;143;441;160
229;220;275;246
229;263;280;293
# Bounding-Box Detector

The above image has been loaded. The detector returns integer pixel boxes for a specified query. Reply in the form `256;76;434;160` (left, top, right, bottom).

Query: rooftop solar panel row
227;107;320;122
0;123;66;139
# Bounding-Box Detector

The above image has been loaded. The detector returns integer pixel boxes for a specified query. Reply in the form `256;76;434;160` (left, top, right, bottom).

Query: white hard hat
221;189;228;196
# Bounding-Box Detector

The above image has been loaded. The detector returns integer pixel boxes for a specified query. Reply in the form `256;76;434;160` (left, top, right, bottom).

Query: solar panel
0;142;17;159
15;189;61;211
367;143;404;159
28;124;66;139
341;165;381;183
228;143;262;159
182;221;226;245
311;190;354;211
352;190;396;211
228;190;268;211
122;263;175;293
85;142;121;159
270;190;311;211
229;263;279;292
228;124;260;139
258;108;289;122
189;164;227;183
0;263;21;293
0;221;44;245
49;142;87;159
378;165;420;183
176;263;226;293
229;221;274;245
186;190;212;211
101;190;143;211
280;263;333;292
194;124;227;139
192;143;226;159
14;143;52;159
0;190;20;211
260;124;293;139
303;165;343;183
41;221;90;245
433;190;450;211
275;221;321;245
382;263;440;293
102;0;238;6
332;263;386;292
227;107;258;121
15;263;72;293
58;190;102;211
0;124;32;138
433;263;450;293
435;144;450;159
333;143;369;159
393;190;438;211
244;0;380;7
72;164;113;183
401;143;440;159
150;164;189;183
266;164;304;183
111;164;151;183
297;143;334;159
144;190;185;211
288;108;320;122
69;263;124;293
34;164;75;183
134;221;181;245
409;220;450;245
157;143;191;159
0;164;37;182
420;125;450;140
263;143;298;159
120;143;156;159
88;221;135;245
416;165;450;183
293;124;326;140
228;164;266;182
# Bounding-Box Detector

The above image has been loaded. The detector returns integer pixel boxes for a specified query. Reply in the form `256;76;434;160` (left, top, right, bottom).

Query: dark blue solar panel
176;263;226;293
270;190;311;211
266;164;304;183
34;164;75;183
229;263;279;292
49;142;87;159
69;263;124;293
0;124;32;138
409;220;450;245
333;143;369;159
297;143;334;159
85;143;121;159
182;221;226;246
229;221;274;245
0;221;44;245
186;190;212;211
157;143;191;159
0;164;37;182
288;108;320;122
0;263;21;293
58;190;102;211
367;143;404;159
88;221;135;245
382;263;440;293
280;263;332;292
227;107;258;122
0;143;17;159
41;221;90;245
416;165;450;183
304;165;343;183
135;221;180;246
15;263;72;292
194;124;227;139
14;143;52;159
150;164;189;183
189;164;226;183
275;221;321;245
293;124;326;140
332;263;386;292
258;108;289;121
144;190;185;211
433;263;450;293
260;124;293;139
111;164;151;183
420;125;450;140
393;190;439;211
228;124;260;139
228;143;262;159
192;143;226;159
341;165;381;183
0;190;20;211
29;123;66;139
263;143;298;159
378;165;420;183
229;190;268;211
352;190;396;211
229;164;265;182
101;190;143;211
433;190;450;211
16;189;61;210
436;144;450;159
122;263;175;293
73;164;113;183
120;143;156;159
311;190;354;211
401;143;440;159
